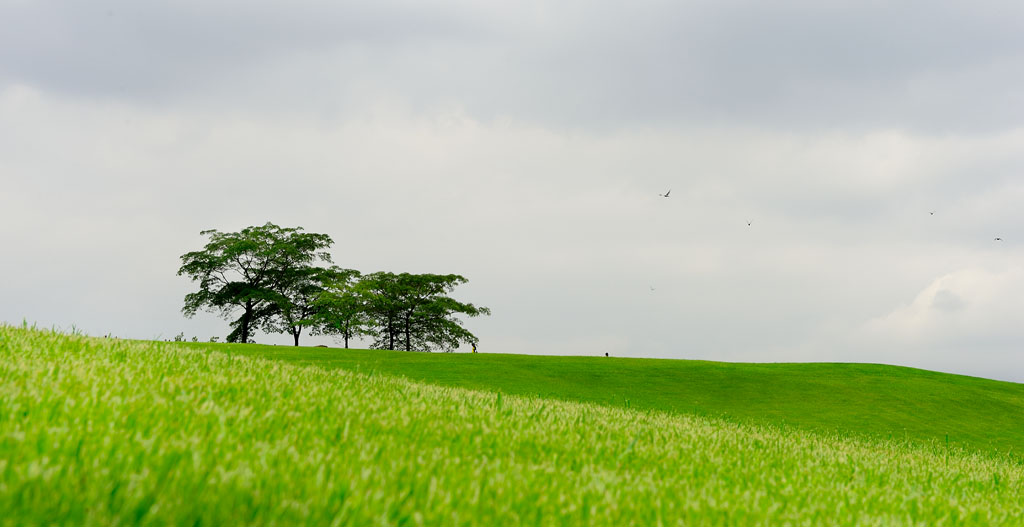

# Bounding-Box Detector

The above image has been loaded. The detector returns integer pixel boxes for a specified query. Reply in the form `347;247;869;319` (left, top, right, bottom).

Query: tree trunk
404;313;411;351
292;327;300;346
240;299;253;344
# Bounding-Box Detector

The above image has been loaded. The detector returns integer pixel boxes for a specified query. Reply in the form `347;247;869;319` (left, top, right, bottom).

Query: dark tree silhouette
357;272;490;352
178;223;333;344
311;268;368;348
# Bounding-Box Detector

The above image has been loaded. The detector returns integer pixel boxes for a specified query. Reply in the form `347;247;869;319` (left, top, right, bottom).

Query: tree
177;223;333;344
356;272;403;351
263;265;333;346
358;272;490;352
226;303;275;343
312;268;369;348
410;290;491;352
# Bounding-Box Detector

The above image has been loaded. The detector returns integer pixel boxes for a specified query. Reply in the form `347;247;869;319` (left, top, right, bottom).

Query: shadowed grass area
180;341;1024;457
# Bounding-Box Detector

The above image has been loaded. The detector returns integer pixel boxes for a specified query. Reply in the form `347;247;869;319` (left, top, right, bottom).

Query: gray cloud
931;289;966;312
2;1;1022;131
2;2;1024;382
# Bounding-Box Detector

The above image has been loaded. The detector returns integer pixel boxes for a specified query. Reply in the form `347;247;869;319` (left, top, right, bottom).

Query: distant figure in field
472;343;477;353
605;352;609;357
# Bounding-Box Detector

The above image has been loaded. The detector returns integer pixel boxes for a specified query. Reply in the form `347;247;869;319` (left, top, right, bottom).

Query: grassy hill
181;342;1024;457
4;325;1024;526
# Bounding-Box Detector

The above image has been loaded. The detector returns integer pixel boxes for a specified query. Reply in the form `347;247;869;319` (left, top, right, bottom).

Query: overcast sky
3;1;1023;382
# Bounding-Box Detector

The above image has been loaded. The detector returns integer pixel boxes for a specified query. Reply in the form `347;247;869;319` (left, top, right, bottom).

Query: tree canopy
357;272;491;352
179;223;489;350
311;267;367;349
177;223;333;344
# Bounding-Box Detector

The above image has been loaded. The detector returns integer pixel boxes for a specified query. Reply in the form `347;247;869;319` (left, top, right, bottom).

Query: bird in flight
995;237;1003;241
746;220;753;227
929;211;935;215
658;190;671;198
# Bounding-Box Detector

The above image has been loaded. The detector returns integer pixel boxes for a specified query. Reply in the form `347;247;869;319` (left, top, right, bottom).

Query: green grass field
4;325;1024;525
180;341;1024;457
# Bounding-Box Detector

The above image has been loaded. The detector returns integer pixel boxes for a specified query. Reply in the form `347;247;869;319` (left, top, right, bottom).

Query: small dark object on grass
605;352;609;357
316;345;329;348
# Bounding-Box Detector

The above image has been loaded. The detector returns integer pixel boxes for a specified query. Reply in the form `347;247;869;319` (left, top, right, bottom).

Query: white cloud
852;266;1024;380
2;67;1024;380
863;267;1024;344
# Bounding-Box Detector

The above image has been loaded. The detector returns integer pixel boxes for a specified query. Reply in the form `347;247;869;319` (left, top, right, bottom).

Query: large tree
312;268;369;348
262;265;333;346
358;272;490;352
177;223;333;344
356;272;403;351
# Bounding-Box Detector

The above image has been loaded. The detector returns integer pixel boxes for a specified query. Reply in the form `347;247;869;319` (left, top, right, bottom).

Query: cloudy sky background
2;1;1023;381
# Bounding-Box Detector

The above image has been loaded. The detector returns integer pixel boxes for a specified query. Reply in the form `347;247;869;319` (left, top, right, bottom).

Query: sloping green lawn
4;326;1024;526
181;342;1024;457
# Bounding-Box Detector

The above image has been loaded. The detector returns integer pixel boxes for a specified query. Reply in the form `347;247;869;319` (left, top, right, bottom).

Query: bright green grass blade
180;341;1024;457
3;325;1024;525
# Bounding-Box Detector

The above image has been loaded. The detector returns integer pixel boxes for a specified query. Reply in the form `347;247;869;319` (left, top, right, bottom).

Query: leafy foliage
356;272;491;352
179;223;488;348
311;267;367;348
262;266;336;346
177;222;333;344
5;326;1024;526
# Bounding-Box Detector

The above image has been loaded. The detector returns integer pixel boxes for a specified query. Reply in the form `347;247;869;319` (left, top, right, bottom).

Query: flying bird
658;190;671;198
929;211;935;215
746;220;753;226
995;237;1003;241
